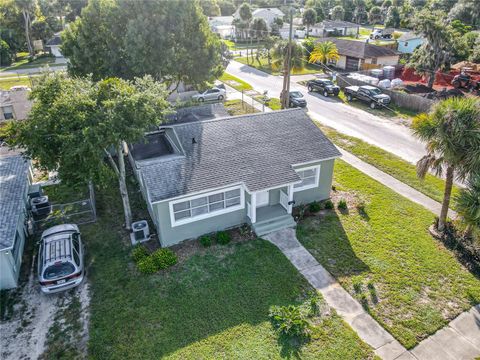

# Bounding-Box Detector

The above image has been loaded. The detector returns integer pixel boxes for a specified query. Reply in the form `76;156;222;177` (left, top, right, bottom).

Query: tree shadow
357;205;370;221
277;334;308;360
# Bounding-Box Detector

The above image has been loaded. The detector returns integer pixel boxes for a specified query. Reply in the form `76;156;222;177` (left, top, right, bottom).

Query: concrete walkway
264;229;480;360
338;149;457;219
263;228;409;360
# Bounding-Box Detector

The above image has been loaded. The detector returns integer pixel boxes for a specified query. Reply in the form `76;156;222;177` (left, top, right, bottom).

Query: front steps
252;214;296;237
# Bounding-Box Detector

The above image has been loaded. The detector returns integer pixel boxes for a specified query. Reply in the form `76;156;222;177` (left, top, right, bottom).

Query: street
226;60;426;164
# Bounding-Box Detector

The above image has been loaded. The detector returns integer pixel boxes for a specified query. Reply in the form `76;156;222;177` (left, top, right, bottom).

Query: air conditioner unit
130;220;150;245
30;195;52;216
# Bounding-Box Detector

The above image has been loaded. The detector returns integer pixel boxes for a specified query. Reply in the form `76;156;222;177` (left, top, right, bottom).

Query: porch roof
139;109;341;202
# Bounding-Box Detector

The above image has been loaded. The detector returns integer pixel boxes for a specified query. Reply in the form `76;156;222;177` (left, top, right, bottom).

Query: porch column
287;184;294;214
251;192;257;223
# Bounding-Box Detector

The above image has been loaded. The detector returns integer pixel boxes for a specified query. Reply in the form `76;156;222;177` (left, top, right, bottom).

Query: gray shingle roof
316;38;400;59
315;20;360;28
139;109;341;202
0;149;29;250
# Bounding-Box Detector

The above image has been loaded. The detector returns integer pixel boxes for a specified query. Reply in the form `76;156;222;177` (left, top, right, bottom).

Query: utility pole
280;9;294;109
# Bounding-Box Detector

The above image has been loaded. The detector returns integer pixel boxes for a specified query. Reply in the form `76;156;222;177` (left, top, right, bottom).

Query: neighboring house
316;38;400;71
129;109;341;247
165;103;229;124
234;7;284;30
0;147;31;290
45;32;63;58
208;16;235;38
0;88;33;122
397;32;425;54
310;20;359;37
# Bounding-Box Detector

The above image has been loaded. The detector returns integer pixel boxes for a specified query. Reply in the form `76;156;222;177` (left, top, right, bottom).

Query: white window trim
293;165;320;192
168;185;245;227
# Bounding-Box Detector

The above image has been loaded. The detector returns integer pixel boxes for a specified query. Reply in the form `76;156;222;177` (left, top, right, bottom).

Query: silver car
192;87;226;102
38;224;85;294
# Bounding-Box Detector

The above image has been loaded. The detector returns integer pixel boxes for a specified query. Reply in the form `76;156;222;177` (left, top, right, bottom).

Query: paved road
1;65;66;76
226;60;426;164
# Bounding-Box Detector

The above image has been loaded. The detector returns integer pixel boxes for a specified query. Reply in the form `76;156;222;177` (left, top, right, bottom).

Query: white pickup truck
369;28;394;40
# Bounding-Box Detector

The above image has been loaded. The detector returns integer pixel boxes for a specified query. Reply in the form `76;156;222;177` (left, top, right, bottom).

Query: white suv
38;224;85;294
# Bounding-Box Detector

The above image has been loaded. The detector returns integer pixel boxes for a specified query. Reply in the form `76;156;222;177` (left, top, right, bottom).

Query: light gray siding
293;159;335;205
0;215;27;289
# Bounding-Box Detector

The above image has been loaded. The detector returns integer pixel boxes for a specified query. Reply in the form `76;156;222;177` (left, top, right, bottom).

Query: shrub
137;256;157;274
308;296;321;316
324;199;334;210
338;199;348;210
151;248;178;269
131;245;149;263
216;231;231;245
199;235;212;247
269;304;310;338
309;201;322;213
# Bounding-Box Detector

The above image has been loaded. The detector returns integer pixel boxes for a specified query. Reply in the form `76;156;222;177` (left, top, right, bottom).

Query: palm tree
250;18;268;66
412;97;480;232
455;173;480;239
239;2;252;62
271;40;305;73
302;8;317;38
308;41;340;65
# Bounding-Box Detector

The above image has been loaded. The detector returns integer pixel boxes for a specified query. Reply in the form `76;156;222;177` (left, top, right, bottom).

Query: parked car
192;87;226;102
307;79;340;97
38;224;85;294
344;85;391;109
369;28;394;40
289;91;307;108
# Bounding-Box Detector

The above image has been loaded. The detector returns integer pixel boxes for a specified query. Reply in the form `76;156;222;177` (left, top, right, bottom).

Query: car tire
370;101;376;109
308;86;313;92
323;90;328;97
375;35;380;39
289;102;294;108
218;95;224;100
346;94;352;101
198;97;204;102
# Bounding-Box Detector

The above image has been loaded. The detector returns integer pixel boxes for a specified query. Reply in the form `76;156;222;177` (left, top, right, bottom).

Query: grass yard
318;125;461;209
0;55;61;72
224;99;259;115
219;72;253;92
81;172;375;359
252;95;282;110
222;39;266;51
297;160;480;349
0;77;33;90
235;56;321;76
337;91;419;120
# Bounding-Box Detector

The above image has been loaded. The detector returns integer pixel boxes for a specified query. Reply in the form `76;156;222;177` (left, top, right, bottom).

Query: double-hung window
171;187;243;225
294;165;320;192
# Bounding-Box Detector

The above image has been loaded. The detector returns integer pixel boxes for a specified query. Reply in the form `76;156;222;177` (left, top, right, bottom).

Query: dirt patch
0;261;90;360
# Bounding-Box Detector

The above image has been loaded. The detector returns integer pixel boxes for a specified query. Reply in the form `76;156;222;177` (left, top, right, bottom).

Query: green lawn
0;56;62;72
82;174;374;359
297;160;480;349
235;56;321;75
222;39;266;51
219;72;253;92
0;77;33;90
252;95;282;110
224;99;259;115
318;125;461;209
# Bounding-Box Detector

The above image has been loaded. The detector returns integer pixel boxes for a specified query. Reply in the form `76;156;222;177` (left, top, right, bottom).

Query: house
45;32;63;58
0;87;33;122
397;32;425;54
208;16;235;38
129;109;341;247
310;20;360;37
234;7;284;30
0;147;31;289
316;38;400;71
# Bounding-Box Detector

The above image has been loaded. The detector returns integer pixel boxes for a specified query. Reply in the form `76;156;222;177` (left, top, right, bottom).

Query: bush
338;199;348;210
151;248;178;269
199;235;212;247
309;201;322;213
269;304;310;338
324;199;334;210
131;245;149;263
137;256;157;274
216;231;231;245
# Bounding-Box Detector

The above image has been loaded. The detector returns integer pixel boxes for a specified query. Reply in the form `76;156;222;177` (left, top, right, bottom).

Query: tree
308;41;339;65
455;173;480;239
250;17;268;65
15;0;35;56
352;0;368;24
302;8;317;38
62;0;223;92
368;6;382;24
384;6;400;27
238;2;252;61
0;40;15;66
262;35;278;67
448;0;480;27
305;0;325;22
470;37;480;63
9;73;170;230
412;97;480;232
331;5;345;20
271;40;305;73
408;10;453;89
218;0;235;15
200;0;221;16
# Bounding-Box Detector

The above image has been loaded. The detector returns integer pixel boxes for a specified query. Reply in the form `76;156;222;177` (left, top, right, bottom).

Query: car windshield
290;91;303;98
43;262;75;280
369;88;381;95
323;80;333;86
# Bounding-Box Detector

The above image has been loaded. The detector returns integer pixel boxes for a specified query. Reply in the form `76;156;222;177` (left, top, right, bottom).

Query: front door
256;191;269;208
